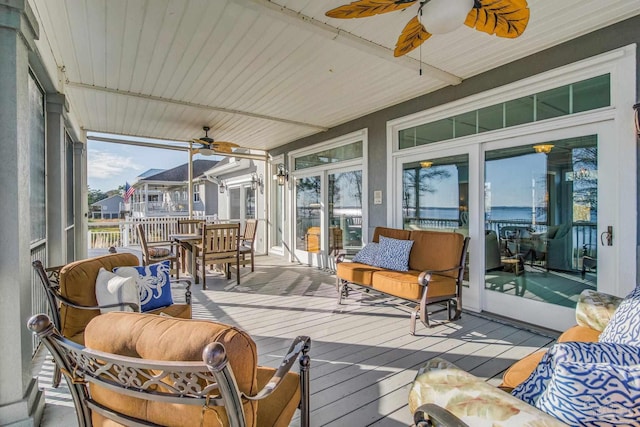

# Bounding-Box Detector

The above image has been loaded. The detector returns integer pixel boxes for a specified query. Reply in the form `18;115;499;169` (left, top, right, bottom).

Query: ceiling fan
326;0;530;57
191;126;241;155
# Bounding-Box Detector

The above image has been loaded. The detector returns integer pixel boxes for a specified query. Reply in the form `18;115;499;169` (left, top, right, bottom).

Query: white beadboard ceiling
30;0;640;151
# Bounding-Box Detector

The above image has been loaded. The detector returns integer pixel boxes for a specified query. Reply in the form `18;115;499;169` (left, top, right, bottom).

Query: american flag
124;182;135;202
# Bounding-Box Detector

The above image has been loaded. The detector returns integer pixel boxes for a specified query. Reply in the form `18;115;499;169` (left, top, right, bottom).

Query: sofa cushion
95;268;140;314
408;230;465;276
374;236;413;271
372;270;458;301
599;285;640;345
336;262;382;287
59;253;140;341
372;227;411;243
352;242;380;265
536;361;640;426
84;312;259;427
557;324;601;343
114;261;174;312
501;350;546;390
512;342;640;405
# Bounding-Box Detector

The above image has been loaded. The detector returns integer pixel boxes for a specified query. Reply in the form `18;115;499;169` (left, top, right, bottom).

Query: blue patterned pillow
512;341;640;405
536;361;640;426
373;236;413;271
352;243;380;265
599;285;640;345
114;261;173;312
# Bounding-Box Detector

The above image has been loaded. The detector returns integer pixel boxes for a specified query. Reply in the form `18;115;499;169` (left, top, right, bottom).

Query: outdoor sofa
336;226;469;334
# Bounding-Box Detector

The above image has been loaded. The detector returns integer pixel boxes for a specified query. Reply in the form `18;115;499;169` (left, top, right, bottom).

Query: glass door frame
387;45;636;331
269;156;286;256
287;129;368;268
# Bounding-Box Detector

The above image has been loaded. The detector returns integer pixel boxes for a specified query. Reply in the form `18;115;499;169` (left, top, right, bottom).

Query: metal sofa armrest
417;266;463;286
413;403;469;427
335;252;347;264
55;292;139;312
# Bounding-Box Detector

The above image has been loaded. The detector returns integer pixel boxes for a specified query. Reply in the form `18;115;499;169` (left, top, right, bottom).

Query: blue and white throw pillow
599;285;640;346
512;341;640;405
352;242;380;265
114;261;173;312
373;236;414;272
536;361;640;426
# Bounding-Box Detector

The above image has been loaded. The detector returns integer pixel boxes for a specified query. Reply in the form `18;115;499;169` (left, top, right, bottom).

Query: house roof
140;160;218;183
137;169;165;179
32;1;640;151
90;194;123;211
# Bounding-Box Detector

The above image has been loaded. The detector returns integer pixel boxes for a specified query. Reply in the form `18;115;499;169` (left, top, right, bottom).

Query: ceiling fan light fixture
422;0;474;34
420;161;433;168
198;148;214;156
533;144;554;154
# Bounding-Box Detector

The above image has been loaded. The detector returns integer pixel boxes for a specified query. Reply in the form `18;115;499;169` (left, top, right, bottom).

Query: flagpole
188;141;194;219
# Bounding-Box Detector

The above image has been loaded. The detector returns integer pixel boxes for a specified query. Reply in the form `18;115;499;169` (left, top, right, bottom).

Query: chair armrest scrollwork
54;292;140;312
335;252;347;264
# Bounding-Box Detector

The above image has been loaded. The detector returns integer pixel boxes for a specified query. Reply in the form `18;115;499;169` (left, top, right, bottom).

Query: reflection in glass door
295;176;322;254
329;171;363;256
484;136;597;309
402;155;469;235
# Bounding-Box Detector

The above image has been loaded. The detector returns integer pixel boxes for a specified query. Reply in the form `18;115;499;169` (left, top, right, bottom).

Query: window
294;141;363;170
399;74;611;148
193;185;201;202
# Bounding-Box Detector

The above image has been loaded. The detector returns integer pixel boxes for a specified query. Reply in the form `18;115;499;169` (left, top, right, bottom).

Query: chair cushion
374;236;413;271
535;361;640;426
59;253;140;341
148;247;171;257
94;268;140;314
352;242;379;265
84;312;259;427
114;261;173;312
336;262;382;287
501;350;546;390
599;285;640;345
512;342;640;406
557;324;601;343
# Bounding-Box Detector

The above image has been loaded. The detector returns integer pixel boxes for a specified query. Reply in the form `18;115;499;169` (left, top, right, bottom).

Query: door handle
600;226;613;246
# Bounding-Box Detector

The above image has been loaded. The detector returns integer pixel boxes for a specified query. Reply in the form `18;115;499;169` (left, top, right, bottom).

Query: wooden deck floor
37;254;556;426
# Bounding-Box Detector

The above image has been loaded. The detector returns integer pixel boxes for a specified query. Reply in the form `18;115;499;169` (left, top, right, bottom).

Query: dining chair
194;223;241;289
239;219;258;272
136;223;180;278
176;219;205;273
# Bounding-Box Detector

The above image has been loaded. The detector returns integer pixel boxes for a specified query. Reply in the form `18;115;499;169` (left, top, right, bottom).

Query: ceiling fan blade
326;0;417;19
465;0;529;38
394;16;431;57
212;141;240;148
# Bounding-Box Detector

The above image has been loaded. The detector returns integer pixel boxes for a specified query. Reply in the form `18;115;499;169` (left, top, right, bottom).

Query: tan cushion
147;247;171;257
336;262;382;287
256;367;301;427
85;312;258;426
372;227;411;243
59;253;139;341
408;230;465;277
501;350;546;389
146;303;192;319
557;324;600;343
372;270;458;301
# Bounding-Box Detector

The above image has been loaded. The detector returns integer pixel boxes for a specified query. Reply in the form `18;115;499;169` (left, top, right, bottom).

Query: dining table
169;233;201;276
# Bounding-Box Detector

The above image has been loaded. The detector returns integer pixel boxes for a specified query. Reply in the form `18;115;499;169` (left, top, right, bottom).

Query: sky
87;134;218;192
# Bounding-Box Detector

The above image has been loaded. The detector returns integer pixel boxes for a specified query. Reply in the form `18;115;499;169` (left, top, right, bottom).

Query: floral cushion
373;236;413;272
94;268;140;314
536;361;640;426
575;289;623;332
599;285;640;345
114;261;173;312
352;243;379;265
148;247;171;257
512;341;640;405
409;358;565;426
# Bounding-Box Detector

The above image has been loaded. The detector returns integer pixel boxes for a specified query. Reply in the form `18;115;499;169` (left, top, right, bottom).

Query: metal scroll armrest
413;403;470;427
245;335;311;401
417;265;463;286
54;291;139;312
335;252;347;264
